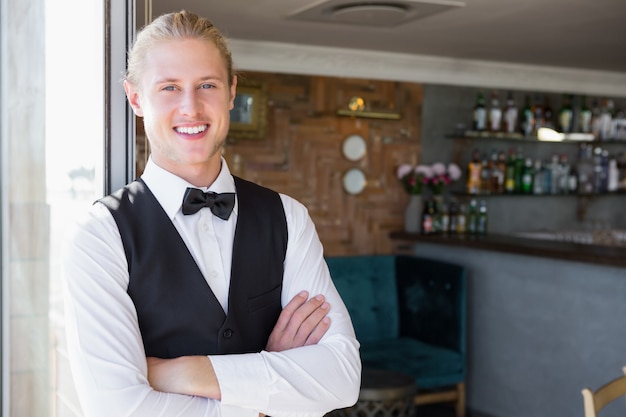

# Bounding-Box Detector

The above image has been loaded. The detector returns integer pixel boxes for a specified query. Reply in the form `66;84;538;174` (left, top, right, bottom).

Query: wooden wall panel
225;72;422;256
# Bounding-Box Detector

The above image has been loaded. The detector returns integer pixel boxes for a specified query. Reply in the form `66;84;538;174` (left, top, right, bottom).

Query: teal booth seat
325;255;467;417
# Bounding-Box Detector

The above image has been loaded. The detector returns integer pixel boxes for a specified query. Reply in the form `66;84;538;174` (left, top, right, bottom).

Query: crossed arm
147;291;332;398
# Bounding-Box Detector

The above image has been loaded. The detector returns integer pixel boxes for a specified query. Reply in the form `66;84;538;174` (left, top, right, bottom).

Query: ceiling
150;0;626;74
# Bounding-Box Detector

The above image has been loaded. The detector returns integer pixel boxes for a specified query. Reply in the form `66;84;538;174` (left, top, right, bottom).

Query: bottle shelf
448;130;626;144
452;190;626;197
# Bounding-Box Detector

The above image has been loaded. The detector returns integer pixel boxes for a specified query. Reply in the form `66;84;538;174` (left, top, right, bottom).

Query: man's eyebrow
154;76;225;84
153;77;180;84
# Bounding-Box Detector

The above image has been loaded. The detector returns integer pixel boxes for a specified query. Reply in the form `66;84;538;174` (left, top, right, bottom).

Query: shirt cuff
209;352;270;410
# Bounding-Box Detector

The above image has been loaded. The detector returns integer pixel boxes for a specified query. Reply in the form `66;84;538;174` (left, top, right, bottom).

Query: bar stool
331;368;417;417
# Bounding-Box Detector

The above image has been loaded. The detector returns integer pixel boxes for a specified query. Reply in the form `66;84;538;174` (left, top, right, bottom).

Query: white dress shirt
62;157;361;417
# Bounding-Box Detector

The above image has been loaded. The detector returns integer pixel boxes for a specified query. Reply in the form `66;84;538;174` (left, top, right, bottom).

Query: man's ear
123;80;144;117
229;75;237;110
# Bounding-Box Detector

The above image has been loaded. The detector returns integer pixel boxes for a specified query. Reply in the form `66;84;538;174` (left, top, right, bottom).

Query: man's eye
200;83;215;90
162;85;176;91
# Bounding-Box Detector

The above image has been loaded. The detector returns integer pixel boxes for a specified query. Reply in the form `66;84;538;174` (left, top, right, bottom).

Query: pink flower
396;164;413;179
396;161;460;196
448;163;462;181
431;162;446;176
415;164;432;177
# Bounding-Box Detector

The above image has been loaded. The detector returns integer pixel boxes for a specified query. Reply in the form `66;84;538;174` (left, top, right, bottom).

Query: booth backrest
325;255;399;342
394;255;466;354
326;254;466;355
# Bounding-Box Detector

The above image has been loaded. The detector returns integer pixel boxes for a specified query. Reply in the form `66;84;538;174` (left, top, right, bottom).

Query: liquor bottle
614;109;625;140
520;95;534;136
477;200;488;235
489;149;500;193
576;143;594;194
448;201;458;234
558;94;574;133
504;148;516;193
488;90;502;132
495;150;507;194
456;203;467;235
543;96;555;130
532;94;545;134
608;158;619;192
599;99;615;140
548;154;560;194
533;160;544;195
480;156;491;194
600;149;609;193
591;147;602;193
421;199;434;235
513;148;524;192
467;149;482;194
503;91;518;134
579;96;592;133
440;202;450;234
473;92;487;132
521;158;534;194
432;198;443;233
558;154;571;194
568;164;578;194
618;155;626;191
591;99;602;140
467;199;478;235
543;157;552;194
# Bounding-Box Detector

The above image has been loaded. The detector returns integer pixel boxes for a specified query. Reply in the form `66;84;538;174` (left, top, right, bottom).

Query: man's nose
179;91;202;116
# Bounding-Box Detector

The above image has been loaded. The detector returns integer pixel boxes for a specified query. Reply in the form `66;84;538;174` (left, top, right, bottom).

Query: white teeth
176;125;207;134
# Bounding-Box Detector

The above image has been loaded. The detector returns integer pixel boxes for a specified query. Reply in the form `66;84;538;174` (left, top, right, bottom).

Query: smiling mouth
175;125;208;135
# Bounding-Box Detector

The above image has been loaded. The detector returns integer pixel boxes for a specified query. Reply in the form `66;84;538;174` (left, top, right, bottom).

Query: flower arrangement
397;162;462;195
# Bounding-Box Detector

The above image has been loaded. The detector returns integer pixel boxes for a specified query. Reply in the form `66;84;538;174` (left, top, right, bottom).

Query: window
46;1;105;416
1;1;133;415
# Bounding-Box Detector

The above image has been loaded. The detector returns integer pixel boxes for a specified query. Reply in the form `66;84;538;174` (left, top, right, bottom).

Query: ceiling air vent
288;0;465;27
328;3;409;26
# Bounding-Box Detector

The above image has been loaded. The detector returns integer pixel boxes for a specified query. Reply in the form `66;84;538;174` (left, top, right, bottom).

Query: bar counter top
389;231;626;269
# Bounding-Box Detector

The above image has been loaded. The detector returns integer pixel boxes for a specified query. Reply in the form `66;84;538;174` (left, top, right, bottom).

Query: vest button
223;329;233;339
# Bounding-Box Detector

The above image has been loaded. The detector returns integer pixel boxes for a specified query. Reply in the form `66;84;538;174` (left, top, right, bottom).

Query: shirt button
223;329;233;339
202;223;210;232
209;270;218;278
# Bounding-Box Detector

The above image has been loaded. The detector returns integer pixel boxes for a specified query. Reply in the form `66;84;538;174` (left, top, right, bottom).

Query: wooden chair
581;366;626;417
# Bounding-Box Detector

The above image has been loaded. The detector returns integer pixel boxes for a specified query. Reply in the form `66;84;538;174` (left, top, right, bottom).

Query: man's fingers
304;316;331;346
266;292;331;351
285;295;325;336
292;300;330;345
273;290;309;333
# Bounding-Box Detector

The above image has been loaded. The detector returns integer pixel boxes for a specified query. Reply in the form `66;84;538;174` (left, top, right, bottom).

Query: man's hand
266;291;331;352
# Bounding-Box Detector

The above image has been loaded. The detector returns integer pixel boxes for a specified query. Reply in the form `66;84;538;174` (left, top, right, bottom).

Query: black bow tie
181;187;235;220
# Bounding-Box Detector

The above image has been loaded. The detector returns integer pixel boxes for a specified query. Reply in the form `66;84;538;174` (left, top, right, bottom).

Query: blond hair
125;10;234;88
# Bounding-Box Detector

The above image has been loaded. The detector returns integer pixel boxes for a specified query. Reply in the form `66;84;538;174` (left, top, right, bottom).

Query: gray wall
413;243;626;417
420;84;626;234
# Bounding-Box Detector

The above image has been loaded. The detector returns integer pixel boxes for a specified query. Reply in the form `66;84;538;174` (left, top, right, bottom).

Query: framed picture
228;80;268;140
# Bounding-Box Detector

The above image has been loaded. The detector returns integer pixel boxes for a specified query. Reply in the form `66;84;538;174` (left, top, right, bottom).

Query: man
62;10;361;417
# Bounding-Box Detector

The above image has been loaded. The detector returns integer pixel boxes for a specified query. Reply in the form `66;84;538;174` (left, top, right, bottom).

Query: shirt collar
141;156;237;220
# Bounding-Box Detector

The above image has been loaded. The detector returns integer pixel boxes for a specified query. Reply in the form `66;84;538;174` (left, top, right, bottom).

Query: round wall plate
342;134;367;161
342;168;367;195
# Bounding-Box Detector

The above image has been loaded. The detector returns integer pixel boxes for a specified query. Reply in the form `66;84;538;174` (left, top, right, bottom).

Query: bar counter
389;231;626;268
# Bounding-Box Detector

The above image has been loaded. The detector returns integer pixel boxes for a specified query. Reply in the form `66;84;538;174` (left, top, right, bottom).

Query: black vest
99;176;287;358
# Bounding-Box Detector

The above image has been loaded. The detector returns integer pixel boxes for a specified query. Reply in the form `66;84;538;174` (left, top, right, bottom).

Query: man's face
125;38;236;176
